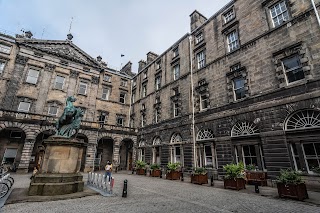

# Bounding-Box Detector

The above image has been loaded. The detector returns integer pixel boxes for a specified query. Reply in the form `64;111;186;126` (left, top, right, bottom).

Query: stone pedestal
29;136;85;196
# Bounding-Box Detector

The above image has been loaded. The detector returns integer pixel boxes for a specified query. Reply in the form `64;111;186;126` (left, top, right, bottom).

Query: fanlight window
139;140;146;147
231;121;259;137
285;109;320;130
153;137;162;146
171;133;182;143
197;129;214;141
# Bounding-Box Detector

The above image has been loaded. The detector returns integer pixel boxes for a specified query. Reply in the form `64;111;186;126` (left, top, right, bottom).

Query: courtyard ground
2;171;320;213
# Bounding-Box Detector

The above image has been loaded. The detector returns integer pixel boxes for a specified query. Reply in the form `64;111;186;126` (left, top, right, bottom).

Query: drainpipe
189;35;197;169
128;78;133;127
311;0;320;28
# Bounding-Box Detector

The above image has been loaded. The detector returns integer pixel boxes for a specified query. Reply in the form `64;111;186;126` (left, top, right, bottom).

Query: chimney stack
138;60;147;72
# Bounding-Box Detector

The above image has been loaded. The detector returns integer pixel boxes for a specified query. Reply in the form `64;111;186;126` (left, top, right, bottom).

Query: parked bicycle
0;165;14;199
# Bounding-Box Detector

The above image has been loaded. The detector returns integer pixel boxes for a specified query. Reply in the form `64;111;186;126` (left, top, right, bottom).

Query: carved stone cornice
91;76;100;84
70;70;79;78
44;63;56;72
15;55;28;65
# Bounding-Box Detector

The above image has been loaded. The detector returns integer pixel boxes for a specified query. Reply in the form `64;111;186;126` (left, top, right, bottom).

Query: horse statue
56;96;83;138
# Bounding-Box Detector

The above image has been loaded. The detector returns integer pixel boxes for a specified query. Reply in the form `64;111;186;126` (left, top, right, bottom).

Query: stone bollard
160;169;162;178
122;179;128;197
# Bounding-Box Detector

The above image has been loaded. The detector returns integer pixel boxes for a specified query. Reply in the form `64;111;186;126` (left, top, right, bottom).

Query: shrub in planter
223;162;246;190
166;162;181;180
191;167;208;185
150;164;161;177
277;169;308;200
245;164;256;171
135;160;147;175
245;164;267;186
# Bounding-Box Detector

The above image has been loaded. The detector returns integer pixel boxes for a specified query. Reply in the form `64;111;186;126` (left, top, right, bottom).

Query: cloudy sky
0;0;231;72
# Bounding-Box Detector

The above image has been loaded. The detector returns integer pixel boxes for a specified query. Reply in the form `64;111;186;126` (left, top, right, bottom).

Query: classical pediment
17;39;99;67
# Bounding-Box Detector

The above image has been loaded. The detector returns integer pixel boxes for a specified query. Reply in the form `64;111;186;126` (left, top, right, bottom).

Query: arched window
153;137;161;146
170;133;182;143
285;109;320;130
138;140;146;161
231;121;259;137
196;129;214;141
138;140;146;147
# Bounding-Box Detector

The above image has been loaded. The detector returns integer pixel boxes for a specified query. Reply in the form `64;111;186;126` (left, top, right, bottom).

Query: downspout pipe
311;0;320;28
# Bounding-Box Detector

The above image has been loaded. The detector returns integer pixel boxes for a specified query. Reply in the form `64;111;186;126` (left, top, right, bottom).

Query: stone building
132;0;320;186
0;31;137;173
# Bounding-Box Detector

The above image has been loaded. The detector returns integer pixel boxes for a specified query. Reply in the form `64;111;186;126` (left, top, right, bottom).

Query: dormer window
120;79;127;87
223;8;235;24
156;60;161;70
143;71;148;79
195;32;204;44
104;74;111;82
173;47;179;58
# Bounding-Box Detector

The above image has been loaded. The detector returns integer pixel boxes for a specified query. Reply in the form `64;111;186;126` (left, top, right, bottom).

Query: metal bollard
160;169;162;178
181;172;184;181
122;179;128;197
210;175;214;186
255;182;260;193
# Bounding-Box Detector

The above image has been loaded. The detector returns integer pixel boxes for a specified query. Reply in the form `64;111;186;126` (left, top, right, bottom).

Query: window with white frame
155;97;160;104
173;102;179;117
0;44;11;54
78;82;87;95
155;75;161;90
117;116;124;126
195;32;204;44
233;77;246;100
143;72;147;79
104;74;111;82
133;79;137;87
227;30;239;52
173;87;179;96
156;60;161;70
173;64;180;80
26;68;40;84
204;145;213;166
0;61;5;74
18;101;30;112
155;108;160;123
131;92;135;103
173;47;179;58
270;1;289;28
200;94;209;110
174;146;181;163
102;88;110;100
54;76;65;90
282;55;304;84
120;79;127;87
142;104;146;110
302;142;320;173
142;84;147;97
139;149;145;161
197;51;206;69
242;145;258;166
119;93;126;104
98;112;108;124
290;143;302;171
48;106;58;116
223;8;235;24
141;114;145;127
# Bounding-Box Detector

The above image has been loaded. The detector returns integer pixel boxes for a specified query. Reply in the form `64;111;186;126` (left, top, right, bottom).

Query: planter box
224;178;246;190
151;169;161;177
166;171;180;180
246;171;267;186
136;168;145;175
191;174;208;185
277;183;308;201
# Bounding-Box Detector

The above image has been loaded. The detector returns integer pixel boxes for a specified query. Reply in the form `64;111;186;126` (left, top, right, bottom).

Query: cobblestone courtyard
2;172;320;213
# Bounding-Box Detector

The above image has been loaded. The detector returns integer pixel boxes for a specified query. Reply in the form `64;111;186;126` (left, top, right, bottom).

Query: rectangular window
119;93;126;104
142;84;147;97
18;101;30;112
143;72;148;79
98;112;107;124
233;77;246;100
78;82;87;95
173;102;179;117
133;79;137;87
204;145;213;166
48;106;58;116
302;142;320;173
131;92;135;103
227;30;239;52
155;76;161;90
173;47;179;58
173;64;180;80
223;8;235;23
242;145;258;166
156;60;161;70
173;87;179;96
155;97;160;104
195;32;203;44
270;1;289;27
0;44;11;54
155;109;160;123
139;149;145;161
120;79;127;87
197;51;206;69
102;88;110;100
141;114;145;127
282;55;304;84
117;117;124;126
174;146;181;163
200;94;209;110
104;74;111;82
26;68;40;84
54;76;65;90
0;61;5;74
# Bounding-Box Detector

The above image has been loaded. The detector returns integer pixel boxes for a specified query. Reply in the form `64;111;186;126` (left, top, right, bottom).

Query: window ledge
23;82;38;86
77;93;87;97
52;88;66;93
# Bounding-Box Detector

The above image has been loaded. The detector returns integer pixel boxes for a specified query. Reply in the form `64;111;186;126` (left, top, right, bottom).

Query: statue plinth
29;136;85;196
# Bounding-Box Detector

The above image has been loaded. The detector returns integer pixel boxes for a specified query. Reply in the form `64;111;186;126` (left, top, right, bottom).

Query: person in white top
105;161;112;183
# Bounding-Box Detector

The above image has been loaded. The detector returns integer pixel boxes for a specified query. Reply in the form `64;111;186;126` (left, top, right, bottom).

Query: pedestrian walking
105;161;112;184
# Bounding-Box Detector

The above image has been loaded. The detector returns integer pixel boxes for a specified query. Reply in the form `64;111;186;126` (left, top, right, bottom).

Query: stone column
112;137;121;168
17;138;36;173
84;134;98;172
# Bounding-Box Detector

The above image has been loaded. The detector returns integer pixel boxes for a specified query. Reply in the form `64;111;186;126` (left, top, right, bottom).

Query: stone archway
119;138;134;170
96;136;114;171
